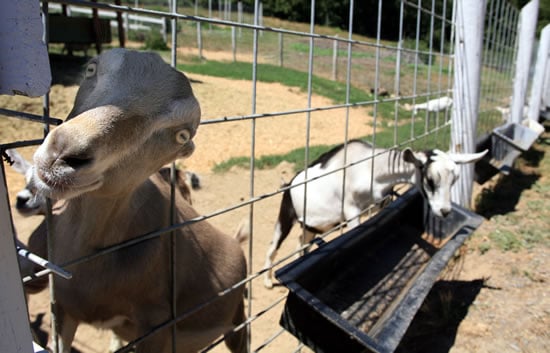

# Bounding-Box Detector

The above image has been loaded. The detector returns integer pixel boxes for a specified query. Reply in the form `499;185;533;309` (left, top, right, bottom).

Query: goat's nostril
63;156;93;169
16;196;29;209
440;208;451;217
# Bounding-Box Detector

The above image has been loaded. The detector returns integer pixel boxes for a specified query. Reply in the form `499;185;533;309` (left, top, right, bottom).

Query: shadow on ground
475;142;544;219
395;279;488;353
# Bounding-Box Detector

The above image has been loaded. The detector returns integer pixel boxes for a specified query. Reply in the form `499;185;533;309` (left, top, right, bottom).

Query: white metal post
528;24;550;120
510;0;539;123
0;164;35;353
450;0;486;207
544;58;550;109
0;0;51;96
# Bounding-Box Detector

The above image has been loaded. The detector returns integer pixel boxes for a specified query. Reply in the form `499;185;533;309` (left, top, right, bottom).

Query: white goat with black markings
263;139;487;288
408;96;453;115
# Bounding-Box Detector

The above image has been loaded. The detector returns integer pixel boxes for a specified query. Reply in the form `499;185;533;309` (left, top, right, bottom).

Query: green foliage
143;31;168;51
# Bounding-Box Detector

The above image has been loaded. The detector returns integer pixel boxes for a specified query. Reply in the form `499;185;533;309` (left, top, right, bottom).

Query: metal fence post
544;58;550;109
510;0;539;124
450;0;486;207
528;24;550;120
0;165;36;353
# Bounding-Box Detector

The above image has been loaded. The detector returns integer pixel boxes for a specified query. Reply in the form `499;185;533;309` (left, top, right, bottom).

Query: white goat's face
16;165;47;216
33;49;201;200
4;149;46;216
404;148;487;217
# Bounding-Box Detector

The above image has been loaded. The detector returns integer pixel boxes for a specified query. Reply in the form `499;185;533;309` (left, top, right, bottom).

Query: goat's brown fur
24;48;246;353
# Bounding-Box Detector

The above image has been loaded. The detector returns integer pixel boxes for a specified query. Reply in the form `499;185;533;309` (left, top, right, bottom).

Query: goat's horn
449;149;488;164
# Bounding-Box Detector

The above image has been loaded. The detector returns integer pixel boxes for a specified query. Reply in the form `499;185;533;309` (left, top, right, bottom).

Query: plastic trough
475;122;540;183
275;189;484;353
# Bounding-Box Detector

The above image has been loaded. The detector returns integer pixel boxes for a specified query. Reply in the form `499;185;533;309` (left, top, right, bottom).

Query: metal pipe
450;0;487;207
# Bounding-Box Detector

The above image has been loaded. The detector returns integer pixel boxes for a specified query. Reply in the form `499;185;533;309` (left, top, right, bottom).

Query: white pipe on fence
510;0;539;123
238;1;243;37
544;57;550;109
278;32;284;66
332;36;338;80
232;26;237;62
450;0;486;208
48;3;167;42
528;24;550;120
197;21;203;59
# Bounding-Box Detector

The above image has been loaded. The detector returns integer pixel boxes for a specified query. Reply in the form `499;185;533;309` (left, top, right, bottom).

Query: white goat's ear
448;149;488;164
5;149;32;175
403;148;427;168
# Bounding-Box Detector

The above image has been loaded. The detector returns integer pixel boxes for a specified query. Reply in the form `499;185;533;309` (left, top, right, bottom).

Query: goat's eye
425;177;435;192
176;129;191;144
85;63;97;78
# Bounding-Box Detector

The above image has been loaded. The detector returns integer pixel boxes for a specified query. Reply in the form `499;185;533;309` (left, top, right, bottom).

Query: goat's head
32;49;201;200
5;149;46;216
403;148;487;217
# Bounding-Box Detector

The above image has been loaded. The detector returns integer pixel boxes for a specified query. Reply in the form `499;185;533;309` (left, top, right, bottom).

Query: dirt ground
1;52;548;353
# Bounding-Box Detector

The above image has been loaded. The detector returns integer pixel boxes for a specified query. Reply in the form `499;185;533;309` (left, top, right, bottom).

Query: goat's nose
46;130;94;171
440;208;452;217
16;195;30;209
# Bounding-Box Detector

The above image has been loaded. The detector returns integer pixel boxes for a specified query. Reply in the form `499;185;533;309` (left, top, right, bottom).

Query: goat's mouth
16;204;42;216
34;169;104;200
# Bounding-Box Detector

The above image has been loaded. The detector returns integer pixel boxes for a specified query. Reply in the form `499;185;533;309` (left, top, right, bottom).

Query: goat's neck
373;149;418;197
56;179;167;251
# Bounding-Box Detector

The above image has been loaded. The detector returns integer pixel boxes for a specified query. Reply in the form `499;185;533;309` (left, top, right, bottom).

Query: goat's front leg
343;203;363;230
297;229;316;256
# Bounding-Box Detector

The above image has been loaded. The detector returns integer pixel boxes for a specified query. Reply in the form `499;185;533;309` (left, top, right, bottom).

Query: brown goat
24;49;247;353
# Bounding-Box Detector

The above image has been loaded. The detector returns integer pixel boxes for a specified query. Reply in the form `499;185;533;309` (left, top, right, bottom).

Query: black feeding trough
275;189;484;353
475;122;540;183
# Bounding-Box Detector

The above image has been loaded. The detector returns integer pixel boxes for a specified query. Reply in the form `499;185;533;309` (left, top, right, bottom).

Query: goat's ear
5;149;32;175
403;148;426;168
448;149;488;164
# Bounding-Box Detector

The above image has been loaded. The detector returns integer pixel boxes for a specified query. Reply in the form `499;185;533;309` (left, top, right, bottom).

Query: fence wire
0;1;526;352
478;0;520;139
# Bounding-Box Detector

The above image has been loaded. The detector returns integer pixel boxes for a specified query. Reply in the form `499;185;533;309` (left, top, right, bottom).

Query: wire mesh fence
478;0;520;139
0;0;537;353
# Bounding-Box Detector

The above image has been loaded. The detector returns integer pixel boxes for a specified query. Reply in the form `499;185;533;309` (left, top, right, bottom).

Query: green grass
178;60;431;124
178;60;371;105
473;127;550;253
289;42;375;59
213;120;451;172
